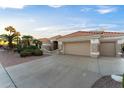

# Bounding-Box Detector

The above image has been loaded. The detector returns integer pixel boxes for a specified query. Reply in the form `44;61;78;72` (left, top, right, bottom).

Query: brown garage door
100;42;116;57
64;41;90;56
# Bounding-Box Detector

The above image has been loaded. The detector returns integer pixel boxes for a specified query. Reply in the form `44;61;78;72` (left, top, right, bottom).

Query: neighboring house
39;38;50;45
39;38;51;50
39;35;62;51
57;31;124;58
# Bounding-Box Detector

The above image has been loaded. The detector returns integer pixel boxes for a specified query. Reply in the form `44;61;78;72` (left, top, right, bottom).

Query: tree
14;32;21;45
3;26;20;49
38;41;42;48
33;39;42;48
33;39;39;47
22;35;33;47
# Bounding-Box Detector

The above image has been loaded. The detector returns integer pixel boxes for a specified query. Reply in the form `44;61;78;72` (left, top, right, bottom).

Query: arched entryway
53;41;58;50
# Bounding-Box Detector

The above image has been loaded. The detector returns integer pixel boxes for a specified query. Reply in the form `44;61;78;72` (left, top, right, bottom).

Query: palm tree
38;41;42;49
14;32;21;45
2;26;19;49
0;34;7;43
22;35;33;47
33;39;38;47
33;39;42;48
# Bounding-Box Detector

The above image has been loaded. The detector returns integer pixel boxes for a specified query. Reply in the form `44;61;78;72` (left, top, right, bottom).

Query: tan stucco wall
100;42;116;56
64;41;90;56
58;35;101;42
58;35;124;57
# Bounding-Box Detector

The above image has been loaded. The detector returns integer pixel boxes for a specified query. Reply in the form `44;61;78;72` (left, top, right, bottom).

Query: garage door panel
100;42;116;56
64;42;90;56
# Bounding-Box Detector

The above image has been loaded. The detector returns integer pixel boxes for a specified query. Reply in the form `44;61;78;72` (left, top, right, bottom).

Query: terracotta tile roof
39;35;62;43
59;31;124;39
49;35;62;39
39;38;50;43
102;32;124;37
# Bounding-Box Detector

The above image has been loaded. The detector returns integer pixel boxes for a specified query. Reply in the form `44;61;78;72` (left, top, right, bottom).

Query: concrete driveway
0;64;15;88
2;55;124;88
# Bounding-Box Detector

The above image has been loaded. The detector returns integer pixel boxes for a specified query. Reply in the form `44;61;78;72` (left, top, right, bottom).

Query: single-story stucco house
56;31;124;58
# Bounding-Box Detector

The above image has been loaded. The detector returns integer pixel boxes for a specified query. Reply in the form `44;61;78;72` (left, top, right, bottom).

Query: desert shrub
16;45;22;53
25;49;34;54
20;50;32;57
22;45;38;51
18;45;38;53
33;49;43;56
19;45;43;57
27;45;38;50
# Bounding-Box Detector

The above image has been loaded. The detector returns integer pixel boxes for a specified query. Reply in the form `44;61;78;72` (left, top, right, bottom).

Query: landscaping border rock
92;75;122;88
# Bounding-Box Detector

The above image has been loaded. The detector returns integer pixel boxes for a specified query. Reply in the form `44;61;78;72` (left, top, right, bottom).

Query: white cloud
35;23;87;32
81;28;98;31
0;0;25;9
0;5;25;9
35;27;54;31
48;5;63;8
34;23;90;38
96;6;117;14
98;24;118;28
80;6;117;14
81;8;92;12
96;8;116;14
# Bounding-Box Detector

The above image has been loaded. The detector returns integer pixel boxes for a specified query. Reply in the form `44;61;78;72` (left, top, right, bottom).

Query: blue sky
0;5;124;38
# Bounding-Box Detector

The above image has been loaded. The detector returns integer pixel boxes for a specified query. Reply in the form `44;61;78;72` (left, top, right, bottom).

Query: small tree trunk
36;43;38;47
17;37;19;45
8;39;13;49
7;35;14;49
28;40;30;46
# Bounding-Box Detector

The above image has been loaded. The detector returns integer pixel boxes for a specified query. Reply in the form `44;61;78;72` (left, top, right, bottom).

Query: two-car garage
63;41;116;57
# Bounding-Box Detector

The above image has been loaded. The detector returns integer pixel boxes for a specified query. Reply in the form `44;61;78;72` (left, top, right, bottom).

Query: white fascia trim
58;42;62;45
90;39;100;44
117;39;124;44
117;52;122;55
91;52;100;55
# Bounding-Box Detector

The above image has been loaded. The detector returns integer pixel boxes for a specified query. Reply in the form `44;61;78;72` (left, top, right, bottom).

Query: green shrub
27;45;38;50
21;45;38;51
20;50;32;57
33;49;43;56
24;49;34;54
16;45;23;53
19;45;43;57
